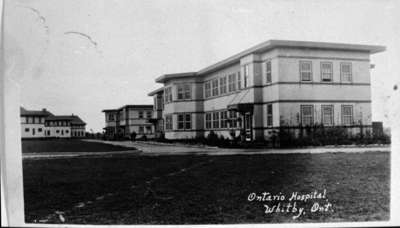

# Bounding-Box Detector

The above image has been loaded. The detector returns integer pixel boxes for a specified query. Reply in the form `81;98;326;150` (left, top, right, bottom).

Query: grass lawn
23;151;390;224
22;139;134;153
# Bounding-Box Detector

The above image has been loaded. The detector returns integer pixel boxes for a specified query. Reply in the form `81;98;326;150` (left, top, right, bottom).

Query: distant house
20;107;86;139
102;105;154;140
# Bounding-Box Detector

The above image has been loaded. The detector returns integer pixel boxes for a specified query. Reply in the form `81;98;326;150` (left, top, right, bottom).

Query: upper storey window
265;61;272;83
228;74;236;92
212;78;219;96
300;61;312;81
177;83;191;100
243;64;249;88
220;76;227;94
205;81;211;98
340;62;352;83
164;87;172;103
321;62;333;82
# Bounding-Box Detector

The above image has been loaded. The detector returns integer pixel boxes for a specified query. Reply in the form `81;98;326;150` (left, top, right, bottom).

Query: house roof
46;115;86;125
155;39;386;83
20;107;54;117
147;87;164;96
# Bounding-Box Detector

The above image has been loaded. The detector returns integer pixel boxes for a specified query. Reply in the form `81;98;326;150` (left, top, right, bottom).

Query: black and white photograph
1;0;400;227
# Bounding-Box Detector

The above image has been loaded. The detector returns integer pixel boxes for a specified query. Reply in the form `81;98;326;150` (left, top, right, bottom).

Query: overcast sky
4;0;400;132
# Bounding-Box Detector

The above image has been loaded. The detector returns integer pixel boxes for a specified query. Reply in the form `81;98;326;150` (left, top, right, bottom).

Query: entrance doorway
244;113;252;141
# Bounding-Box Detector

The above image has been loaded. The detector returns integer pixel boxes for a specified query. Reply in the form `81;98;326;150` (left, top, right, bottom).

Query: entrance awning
227;103;254;113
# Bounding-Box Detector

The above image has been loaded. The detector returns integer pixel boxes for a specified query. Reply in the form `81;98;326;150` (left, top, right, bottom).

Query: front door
244;113;252;141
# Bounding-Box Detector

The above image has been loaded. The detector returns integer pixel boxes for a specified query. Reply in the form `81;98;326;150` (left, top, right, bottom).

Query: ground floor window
25;128;29;132
146;126;152;134
220;111;228;128
229;111;237;128
165;115;173;130
212;112;220;128
267;104;273;126
341;105;353;125
177;113;191;130
321;105;334;126
139;126;144;134
301;105;314;126
205;113;212;129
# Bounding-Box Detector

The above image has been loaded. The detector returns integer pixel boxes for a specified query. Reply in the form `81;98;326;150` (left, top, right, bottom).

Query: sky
3;0;400;132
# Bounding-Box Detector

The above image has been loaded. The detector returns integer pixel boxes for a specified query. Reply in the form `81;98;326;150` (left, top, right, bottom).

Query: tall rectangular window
177;113;191;130
177;84;191;100
301;105;314;126
243;65;249;88
165;115;173;130
267;104;273;126
139;126;144;134
205;81;211;98
237;72;241;90
146;111;152;119
164;87;172;103
300;61;312;81
341;105;353;125
138;111;143;118
228;74;236;92
321;105;334;126
321;62;333;82
212;112;220;128
266;61;272;83
229;111;237;128
205;113;212;129
220;77;227;94
220;111;228;128
341;62;352;83
212;79;219;96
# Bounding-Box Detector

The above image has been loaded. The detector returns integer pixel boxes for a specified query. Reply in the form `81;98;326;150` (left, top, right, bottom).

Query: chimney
42;108;47;112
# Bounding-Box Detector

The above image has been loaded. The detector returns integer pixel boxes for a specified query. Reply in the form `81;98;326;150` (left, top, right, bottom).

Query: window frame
177;113;192;130
177;83;192;100
265;60;272;83
300;105;314;126
165;115;173;130
212;112;220;129
243;64;249;88
267;104;273;126
341;105;354;125
340;62;353;83
220;111;228;128
212;78;219;96
204;81;211;98
320;62;333;82
205;113;212;129
219;76;227;95
299;61;313;82
321;105;334;126
237;72;241;90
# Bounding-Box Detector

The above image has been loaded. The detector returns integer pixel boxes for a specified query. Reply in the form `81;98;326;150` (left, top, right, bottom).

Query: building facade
149;40;385;141
103;105;155;140
20;107;86;139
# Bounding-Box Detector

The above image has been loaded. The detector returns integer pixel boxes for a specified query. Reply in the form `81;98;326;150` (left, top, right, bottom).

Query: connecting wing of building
102;105;154;140
147;39;385;141
20;107;86;139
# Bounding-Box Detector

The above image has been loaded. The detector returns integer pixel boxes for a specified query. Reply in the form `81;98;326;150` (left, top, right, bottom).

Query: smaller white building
20;107;86;139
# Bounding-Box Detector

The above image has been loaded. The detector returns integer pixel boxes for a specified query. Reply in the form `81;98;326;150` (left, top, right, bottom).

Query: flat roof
155;39;386;82
155;72;197;83
102;104;153;112
147;87;164;96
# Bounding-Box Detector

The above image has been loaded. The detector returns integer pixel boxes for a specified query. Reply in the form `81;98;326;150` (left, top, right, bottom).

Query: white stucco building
20;107;86;139
103;105;155;139
148;40;385;141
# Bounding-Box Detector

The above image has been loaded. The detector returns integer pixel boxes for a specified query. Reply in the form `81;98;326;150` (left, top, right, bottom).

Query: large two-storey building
103;105;154;139
20;107;86;139
148;40;385;141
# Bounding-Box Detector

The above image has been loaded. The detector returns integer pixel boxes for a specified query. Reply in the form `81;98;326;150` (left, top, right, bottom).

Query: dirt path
85;140;391;155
